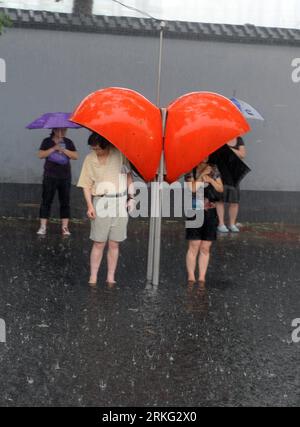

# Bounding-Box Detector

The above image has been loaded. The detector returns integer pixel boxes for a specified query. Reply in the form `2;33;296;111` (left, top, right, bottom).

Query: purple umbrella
26;112;82;129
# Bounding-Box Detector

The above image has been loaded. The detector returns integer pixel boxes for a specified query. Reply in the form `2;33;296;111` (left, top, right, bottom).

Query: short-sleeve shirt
185;164;222;205
185;164;220;187
39;137;77;180
77;147;131;196
233;137;245;149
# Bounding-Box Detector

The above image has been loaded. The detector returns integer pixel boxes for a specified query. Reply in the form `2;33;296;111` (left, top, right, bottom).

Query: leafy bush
0;12;12;35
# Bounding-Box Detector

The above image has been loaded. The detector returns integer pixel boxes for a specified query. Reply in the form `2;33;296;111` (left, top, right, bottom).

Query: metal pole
146;182;157;281
156;22;165;107
152;108;166;285
147;21;165;284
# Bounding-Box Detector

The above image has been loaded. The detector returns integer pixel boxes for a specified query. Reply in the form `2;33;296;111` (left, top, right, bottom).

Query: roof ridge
1;7;300;46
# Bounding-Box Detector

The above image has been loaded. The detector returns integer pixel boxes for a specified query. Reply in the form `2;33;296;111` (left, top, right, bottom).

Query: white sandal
37;226;47;235
62;227;71;236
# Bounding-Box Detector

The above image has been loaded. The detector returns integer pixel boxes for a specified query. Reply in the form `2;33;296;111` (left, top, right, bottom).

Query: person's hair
208;155;217;166
88;132;112;149
50;128;66;139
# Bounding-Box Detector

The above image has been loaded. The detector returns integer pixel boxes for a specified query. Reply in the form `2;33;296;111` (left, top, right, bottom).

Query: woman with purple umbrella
37;128;78;236
27;113;80;236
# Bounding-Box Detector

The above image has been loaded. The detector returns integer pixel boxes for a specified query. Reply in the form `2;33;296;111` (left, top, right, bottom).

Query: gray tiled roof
1;7;300;46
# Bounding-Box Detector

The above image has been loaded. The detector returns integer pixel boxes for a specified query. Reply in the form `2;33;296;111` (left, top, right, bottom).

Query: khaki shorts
90;196;128;243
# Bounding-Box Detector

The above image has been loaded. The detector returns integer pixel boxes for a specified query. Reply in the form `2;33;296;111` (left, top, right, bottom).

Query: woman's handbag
48;143;69;165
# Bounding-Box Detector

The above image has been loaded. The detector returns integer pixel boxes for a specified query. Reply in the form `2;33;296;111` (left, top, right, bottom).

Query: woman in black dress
185;158;224;285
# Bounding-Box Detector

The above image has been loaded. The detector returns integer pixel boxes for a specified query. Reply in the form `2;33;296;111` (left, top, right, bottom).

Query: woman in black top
185;158;224;285
216;137;246;233
37;128;78;236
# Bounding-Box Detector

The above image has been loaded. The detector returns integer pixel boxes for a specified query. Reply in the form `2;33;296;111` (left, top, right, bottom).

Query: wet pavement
0;218;299;407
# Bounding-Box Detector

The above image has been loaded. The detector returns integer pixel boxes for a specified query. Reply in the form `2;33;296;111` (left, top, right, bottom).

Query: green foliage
0;12;12;35
73;0;93;16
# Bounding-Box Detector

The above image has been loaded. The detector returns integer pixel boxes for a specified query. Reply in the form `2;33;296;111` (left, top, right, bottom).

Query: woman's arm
186;178;203;193
203;176;224;193
127;173;134;196
214;177;224;193
38;146;56;159
83;187;96;219
127;173;136;213
231;145;246;160
63;149;79;160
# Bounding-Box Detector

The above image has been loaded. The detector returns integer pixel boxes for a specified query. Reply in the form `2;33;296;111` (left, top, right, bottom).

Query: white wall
0;26;299;191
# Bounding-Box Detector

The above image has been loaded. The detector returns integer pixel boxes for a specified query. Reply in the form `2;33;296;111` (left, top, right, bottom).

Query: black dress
185;165;221;242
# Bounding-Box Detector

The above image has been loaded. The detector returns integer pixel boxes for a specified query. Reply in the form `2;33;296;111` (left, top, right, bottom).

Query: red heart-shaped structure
70;87;162;182
164;92;251;183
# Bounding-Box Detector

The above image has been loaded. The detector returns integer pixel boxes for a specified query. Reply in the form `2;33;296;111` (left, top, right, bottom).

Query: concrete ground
0;218;299;407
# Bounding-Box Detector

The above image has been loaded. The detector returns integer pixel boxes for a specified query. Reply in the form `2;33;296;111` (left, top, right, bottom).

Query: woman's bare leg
107;240;119;283
37;219;48;235
186;241;201;282
216;202;225;226
229;203;239;226
61;218;69;229
40;219;47;228
90;242;106;284
198;241;212;282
